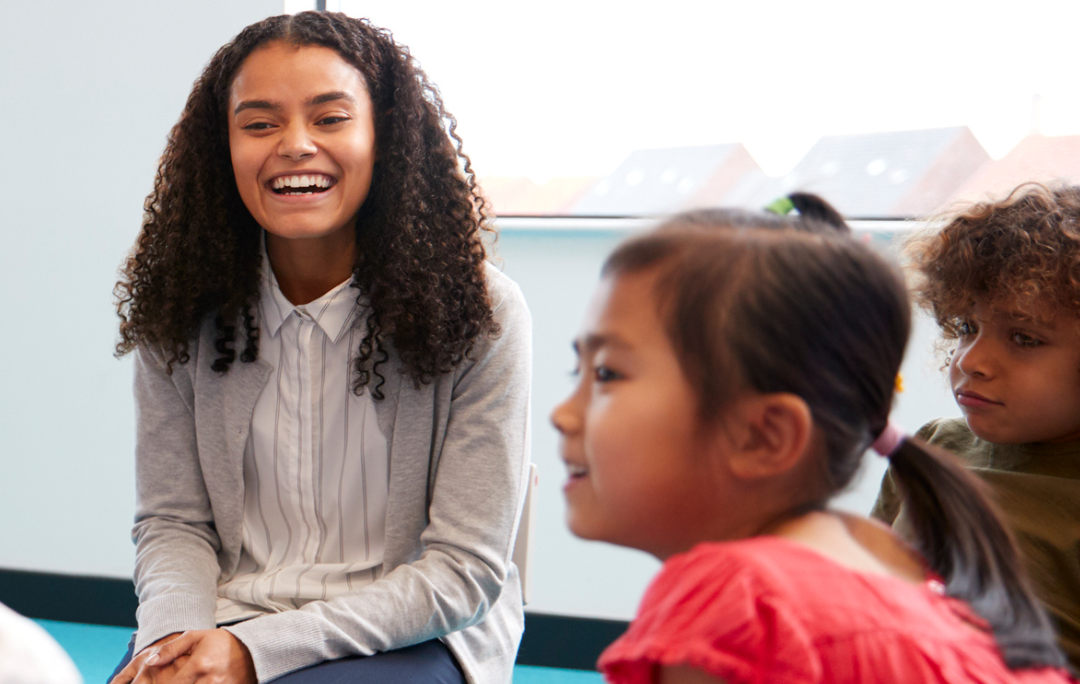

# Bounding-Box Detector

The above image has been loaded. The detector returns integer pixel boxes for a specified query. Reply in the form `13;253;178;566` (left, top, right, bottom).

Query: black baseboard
0;568;139;628
0;568;626;671
517;612;628;671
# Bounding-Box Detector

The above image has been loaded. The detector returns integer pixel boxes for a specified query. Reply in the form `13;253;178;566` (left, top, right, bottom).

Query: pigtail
765;192;850;234
788;193;849;233
887;436;1065;669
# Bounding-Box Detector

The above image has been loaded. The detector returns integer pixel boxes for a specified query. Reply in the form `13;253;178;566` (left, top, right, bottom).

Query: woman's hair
907;182;1080;336
602;214;1065;669
114;11;497;397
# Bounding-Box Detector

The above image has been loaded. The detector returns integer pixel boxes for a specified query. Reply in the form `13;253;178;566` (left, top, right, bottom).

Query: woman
110;11;531;684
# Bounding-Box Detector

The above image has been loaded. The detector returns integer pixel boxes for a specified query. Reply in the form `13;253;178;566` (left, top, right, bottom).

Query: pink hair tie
871;421;906;458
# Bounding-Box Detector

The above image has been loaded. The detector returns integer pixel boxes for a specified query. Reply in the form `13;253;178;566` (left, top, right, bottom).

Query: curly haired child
554;207;1073;683
108;11;531;684
874;183;1080;672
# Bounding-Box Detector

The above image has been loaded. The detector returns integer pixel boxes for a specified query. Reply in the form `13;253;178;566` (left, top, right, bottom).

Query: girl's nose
278;123;317;161
550;394;582;436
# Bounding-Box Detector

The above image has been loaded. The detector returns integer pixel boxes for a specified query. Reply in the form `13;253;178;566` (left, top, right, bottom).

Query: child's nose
955;338;993;378
550;394;582;435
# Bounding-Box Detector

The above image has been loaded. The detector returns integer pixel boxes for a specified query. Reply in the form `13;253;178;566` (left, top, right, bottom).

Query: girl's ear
722;393;813;480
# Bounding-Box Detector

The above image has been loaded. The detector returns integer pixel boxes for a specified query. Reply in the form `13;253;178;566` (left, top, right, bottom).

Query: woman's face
228;41;376;244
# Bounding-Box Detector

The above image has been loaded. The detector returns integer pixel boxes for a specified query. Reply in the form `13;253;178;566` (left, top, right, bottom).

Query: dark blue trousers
110;633;466;684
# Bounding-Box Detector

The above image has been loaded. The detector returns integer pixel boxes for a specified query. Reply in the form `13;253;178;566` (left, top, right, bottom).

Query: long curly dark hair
115;11;498;398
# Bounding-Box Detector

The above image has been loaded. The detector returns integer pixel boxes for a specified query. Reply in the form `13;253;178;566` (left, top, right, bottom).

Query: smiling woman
110;11;531;684
228;42;378;304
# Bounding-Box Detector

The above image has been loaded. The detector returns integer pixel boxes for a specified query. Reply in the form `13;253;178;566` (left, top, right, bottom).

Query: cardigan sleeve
130;344;222;654
225;267;532;682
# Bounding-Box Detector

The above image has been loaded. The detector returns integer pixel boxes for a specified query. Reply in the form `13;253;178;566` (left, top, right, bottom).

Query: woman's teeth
271;175;332;194
566;464;588;477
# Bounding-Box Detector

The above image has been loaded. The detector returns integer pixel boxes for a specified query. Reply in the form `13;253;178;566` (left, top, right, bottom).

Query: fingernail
146;653;159;666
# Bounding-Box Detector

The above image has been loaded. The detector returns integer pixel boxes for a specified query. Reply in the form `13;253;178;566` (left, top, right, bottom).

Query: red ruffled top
599;537;1075;684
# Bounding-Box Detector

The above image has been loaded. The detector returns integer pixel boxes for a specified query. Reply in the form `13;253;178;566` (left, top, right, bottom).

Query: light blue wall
0;0;287;577
0;2;960;623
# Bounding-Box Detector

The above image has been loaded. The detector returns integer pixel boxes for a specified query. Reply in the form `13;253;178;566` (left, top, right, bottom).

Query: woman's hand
110;633;183;684
110;629;256;684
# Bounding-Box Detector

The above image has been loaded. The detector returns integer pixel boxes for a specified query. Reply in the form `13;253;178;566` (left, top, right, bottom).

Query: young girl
552;212;1073;683
874;183;1080;672
108;11;531;684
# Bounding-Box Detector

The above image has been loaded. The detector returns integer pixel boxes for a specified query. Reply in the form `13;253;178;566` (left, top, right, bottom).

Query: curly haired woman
108;11;531;684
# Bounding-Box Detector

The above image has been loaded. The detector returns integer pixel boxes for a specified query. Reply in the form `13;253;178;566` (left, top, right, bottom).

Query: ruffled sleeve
599;544;822;684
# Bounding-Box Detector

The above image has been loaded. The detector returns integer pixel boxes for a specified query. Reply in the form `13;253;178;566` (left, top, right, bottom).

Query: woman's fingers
109;633;184;684
150;631;197;667
166;630;257;684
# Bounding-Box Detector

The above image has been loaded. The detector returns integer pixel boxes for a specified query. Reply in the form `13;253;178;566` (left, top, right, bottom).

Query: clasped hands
110;628;256;684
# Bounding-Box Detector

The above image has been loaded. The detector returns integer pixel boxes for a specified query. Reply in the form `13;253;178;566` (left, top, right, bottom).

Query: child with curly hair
554;210;1073;683
108;11;531;684
874;183;1080;672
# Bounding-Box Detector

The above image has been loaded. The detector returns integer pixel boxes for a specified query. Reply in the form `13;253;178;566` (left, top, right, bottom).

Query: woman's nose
278;123;317;161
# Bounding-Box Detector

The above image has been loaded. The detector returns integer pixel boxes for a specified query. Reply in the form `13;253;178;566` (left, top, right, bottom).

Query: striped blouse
216;248;388;623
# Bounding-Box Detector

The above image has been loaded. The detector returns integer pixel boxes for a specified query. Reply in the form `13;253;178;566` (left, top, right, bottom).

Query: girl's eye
593;366;620;383
242;121;274;131
1011;332;1042;348
317;116;349;125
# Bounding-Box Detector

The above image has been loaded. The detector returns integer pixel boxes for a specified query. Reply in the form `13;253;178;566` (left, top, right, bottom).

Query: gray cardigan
130;264;532;683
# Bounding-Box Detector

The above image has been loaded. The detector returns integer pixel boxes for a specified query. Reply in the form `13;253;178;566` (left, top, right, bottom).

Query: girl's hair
674;193;850;236
907;182;1080;336
602;214;1066;670
114;11;497;398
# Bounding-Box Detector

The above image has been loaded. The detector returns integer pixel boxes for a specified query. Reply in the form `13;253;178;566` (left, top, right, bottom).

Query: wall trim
0;568;626;671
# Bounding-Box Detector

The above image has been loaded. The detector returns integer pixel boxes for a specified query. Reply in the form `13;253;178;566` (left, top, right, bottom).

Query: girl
109;11;531;684
552;211;1073;683
874;183;1080;671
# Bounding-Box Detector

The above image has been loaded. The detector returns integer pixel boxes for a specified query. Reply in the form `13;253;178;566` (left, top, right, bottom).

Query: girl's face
551;270;735;559
228;41;376;244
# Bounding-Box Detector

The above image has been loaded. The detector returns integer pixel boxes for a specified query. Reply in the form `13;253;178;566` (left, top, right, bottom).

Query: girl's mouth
270;174;335;195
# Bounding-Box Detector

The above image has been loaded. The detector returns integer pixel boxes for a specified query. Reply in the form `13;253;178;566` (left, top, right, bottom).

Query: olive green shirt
872;417;1080;671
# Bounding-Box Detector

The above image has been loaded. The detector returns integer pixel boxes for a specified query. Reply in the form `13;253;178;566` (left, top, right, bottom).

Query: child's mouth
566;463;589;479
270;174;335;195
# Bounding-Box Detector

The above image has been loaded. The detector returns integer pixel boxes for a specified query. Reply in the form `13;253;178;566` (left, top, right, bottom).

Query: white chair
511;463;538;604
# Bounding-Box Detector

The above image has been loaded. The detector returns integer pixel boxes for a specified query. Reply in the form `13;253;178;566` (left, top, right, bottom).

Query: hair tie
765;196;796;216
872;421;906;458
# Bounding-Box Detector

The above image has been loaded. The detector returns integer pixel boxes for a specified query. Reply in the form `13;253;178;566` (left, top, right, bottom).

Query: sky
286;0;1080;180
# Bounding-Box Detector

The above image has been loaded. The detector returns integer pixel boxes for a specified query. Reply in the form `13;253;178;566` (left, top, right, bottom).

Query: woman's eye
957;320;976;336
242;122;274;131
318;116;349;125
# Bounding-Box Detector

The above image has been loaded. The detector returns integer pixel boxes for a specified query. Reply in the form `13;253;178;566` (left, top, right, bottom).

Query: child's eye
1011;332;1043;348
593;365;621;383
